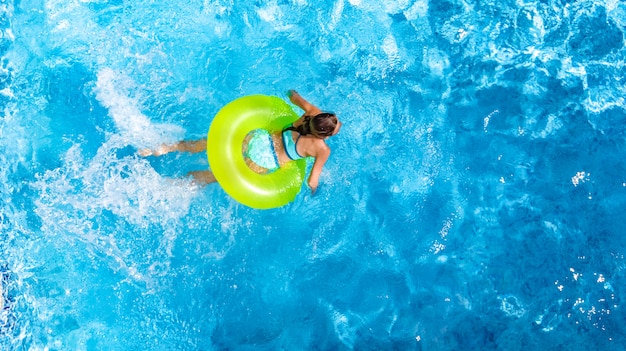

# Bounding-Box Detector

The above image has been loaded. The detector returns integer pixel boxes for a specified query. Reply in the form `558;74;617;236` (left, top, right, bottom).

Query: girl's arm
307;145;330;193
288;90;322;116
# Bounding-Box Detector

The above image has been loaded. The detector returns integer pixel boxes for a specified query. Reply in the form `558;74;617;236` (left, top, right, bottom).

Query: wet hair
284;113;338;138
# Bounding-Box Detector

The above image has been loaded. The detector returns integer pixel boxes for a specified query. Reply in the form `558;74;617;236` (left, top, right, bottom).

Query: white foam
323;302;364;349
328;0;345;31
499;295;526;318
404;0;428;20
422;47;450;77
32;138;198;287
94;68;185;149
256;1;293;32
382;34;400;62
348;0;411;14
584;90;625;114
571;171;589;187
382;0;412;14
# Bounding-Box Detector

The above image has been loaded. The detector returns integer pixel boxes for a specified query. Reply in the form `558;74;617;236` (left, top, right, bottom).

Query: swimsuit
244;126;305;172
282;126;304;160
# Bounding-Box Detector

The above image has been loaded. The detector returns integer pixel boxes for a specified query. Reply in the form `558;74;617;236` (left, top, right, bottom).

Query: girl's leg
139;139;207;157
188;170;217;186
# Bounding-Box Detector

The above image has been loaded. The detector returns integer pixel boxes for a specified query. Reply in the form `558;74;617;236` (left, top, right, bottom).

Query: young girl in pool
139;90;342;193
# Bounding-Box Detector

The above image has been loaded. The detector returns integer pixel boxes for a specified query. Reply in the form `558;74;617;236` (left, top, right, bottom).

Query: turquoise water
1;0;625;349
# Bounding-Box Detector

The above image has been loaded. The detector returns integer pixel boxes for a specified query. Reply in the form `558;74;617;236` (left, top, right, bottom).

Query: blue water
1;0;625;349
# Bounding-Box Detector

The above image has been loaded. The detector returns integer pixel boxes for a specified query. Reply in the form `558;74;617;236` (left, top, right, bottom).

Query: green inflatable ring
207;95;307;209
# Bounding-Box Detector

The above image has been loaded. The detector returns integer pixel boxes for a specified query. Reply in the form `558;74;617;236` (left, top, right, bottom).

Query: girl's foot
138;139;207;157
188;170;217;186
138;144;175;157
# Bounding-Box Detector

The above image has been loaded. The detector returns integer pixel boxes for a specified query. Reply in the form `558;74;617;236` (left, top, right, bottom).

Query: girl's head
304;113;341;138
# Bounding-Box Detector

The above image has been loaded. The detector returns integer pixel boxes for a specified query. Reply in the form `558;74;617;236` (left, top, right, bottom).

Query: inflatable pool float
207;95;307;209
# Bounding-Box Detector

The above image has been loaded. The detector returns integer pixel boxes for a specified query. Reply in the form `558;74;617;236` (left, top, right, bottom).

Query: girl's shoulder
300;136;330;155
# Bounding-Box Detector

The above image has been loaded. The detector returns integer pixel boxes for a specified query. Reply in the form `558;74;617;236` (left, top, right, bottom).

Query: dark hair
284;113;338;138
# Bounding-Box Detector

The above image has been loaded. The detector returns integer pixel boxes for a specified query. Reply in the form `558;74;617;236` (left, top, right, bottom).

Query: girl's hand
287;90;320;116
308;145;330;195
308;178;319;194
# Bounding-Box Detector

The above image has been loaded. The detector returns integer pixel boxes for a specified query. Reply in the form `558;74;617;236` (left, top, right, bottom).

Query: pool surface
1;0;625;349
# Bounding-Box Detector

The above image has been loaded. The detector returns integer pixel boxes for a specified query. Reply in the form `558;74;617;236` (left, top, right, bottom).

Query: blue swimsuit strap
282;126;304;160
293;134;302;156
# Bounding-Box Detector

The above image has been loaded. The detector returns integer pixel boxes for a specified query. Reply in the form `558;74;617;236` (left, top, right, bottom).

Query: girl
140;90;341;193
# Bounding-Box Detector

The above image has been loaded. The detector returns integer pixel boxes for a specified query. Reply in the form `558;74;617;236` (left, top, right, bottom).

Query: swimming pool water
1;0;625;349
